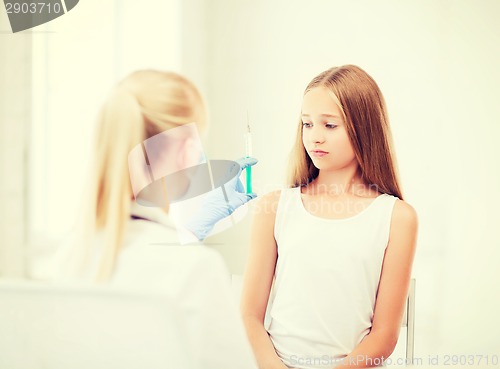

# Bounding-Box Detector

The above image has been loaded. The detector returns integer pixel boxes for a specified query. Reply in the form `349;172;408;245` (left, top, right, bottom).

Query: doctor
56;69;258;369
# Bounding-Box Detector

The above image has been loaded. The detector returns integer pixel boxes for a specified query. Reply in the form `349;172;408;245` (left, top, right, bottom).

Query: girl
241;65;418;369
56;70;257;369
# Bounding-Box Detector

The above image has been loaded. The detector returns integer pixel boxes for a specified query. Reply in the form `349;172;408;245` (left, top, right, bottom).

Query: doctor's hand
184;157;258;241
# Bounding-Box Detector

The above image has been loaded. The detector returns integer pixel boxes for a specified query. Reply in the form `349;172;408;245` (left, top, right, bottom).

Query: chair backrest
0;279;191;369
401;278;416;364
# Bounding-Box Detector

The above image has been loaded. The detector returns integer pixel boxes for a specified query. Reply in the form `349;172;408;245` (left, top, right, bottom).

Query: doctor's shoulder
114;242;232;291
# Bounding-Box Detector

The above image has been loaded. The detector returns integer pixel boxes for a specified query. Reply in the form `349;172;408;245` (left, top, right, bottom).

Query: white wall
201;0;500;359
0;11;30;277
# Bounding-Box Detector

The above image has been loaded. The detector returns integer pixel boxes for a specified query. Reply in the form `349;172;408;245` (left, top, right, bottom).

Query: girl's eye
302;122;312;128
326;123;337;129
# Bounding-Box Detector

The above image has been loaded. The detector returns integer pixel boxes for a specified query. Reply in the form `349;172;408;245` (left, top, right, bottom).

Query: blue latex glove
185;157;258;240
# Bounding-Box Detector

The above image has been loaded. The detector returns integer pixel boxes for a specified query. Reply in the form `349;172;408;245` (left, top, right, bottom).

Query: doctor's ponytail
68;87;145;281
65;70;207;281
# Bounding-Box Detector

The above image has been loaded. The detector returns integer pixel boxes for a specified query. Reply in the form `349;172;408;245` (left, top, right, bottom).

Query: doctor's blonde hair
287;64;404;200
67;70;207;281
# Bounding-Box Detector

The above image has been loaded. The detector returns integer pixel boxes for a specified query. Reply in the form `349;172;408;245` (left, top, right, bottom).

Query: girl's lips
310;150;328;157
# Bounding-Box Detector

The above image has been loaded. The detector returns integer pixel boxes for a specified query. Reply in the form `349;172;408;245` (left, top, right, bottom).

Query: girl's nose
310;127;325;144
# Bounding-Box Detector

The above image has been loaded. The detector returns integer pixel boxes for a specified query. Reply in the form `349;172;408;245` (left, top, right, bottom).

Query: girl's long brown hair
287;65;403;200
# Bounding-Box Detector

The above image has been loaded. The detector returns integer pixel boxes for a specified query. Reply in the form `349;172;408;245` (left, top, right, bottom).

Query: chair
401;278;416;365
0;279;191;369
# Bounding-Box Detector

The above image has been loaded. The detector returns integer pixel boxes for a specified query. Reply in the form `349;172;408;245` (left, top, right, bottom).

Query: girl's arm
336;199;418;369
240;191;288;369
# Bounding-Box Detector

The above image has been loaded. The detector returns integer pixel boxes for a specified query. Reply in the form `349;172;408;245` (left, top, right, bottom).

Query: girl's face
301;87;357;171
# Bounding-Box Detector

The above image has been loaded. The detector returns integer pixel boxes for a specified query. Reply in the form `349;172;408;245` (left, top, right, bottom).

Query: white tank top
267;186;398;369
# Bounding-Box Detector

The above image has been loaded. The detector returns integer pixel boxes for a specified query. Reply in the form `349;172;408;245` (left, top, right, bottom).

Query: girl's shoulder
258;189;282;200
255;187;301;208
384;199;418;265
252;187;302;223
391;198;418;227
253;189;282;216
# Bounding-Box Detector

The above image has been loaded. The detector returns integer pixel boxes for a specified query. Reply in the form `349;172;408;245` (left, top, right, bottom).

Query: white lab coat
54;202;257;369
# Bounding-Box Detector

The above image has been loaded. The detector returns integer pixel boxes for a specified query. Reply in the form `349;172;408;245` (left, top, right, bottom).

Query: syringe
245;112;253;194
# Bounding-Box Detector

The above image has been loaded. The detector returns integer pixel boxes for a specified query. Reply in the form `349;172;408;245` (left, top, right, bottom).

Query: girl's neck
308;165;369;197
